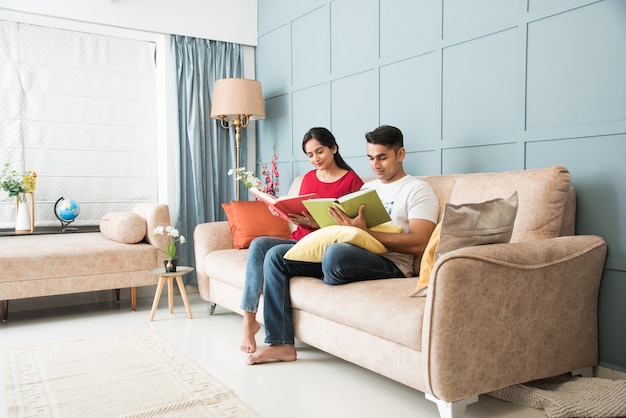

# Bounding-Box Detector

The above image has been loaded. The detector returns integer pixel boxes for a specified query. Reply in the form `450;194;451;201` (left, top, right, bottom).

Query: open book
249;188;319;221
302;188;391;228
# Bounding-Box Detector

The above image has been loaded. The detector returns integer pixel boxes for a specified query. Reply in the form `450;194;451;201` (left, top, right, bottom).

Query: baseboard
595;365;626;381
6;284;199;314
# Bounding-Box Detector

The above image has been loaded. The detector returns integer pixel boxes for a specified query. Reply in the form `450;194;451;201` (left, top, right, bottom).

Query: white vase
15;195;31;233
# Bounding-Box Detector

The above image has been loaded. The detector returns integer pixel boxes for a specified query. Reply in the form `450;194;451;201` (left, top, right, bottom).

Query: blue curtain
170;36;243;284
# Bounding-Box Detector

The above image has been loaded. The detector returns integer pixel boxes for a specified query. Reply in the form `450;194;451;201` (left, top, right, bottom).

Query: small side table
148;266;194;321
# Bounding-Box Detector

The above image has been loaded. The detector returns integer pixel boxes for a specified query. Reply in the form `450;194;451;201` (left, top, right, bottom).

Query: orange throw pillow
222;200;291;249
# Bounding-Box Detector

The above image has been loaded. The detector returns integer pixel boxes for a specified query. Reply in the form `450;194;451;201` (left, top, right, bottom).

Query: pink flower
260;153;279;197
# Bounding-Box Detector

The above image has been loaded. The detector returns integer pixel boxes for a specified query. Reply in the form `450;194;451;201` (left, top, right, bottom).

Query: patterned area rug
488;373;626;418
2;330;258;417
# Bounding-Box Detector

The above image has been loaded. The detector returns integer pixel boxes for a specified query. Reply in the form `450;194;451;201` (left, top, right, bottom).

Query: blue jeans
263;242;404;345
240;236;296;312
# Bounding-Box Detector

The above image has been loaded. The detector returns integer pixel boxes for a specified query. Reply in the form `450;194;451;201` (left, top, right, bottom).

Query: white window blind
0;21;157;228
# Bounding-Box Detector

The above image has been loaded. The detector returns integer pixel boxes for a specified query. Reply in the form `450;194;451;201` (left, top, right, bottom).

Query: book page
250;188;318;221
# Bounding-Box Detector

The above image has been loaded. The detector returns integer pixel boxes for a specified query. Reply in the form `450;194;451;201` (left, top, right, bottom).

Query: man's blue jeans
262;242;404;345
240;236;295;313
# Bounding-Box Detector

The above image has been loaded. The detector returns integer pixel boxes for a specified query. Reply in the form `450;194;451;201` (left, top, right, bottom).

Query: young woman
240;127;363;353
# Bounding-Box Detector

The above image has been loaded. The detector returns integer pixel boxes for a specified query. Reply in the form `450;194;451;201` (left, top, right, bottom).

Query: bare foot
247;344;297;365
240;312;261;353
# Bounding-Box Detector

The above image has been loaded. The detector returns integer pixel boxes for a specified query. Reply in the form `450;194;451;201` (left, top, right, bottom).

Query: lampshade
210;78;265;120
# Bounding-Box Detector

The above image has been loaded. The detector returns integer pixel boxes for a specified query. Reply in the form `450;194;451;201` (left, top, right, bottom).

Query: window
0;21;157;228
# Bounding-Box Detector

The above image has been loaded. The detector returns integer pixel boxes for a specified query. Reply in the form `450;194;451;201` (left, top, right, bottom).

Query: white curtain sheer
0;21;157;228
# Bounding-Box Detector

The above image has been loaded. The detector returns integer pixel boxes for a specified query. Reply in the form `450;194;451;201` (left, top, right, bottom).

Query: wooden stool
148;266;194;321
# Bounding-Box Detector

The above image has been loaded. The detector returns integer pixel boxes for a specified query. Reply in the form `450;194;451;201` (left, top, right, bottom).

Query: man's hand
328;204;367;229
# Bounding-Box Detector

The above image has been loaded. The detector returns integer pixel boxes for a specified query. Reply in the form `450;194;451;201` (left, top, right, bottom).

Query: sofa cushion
290;276;425;350
0;233;159;283
100;212;146;244
204;248;250;289
283;224;401;262
412;192;518;296
222;201;291;249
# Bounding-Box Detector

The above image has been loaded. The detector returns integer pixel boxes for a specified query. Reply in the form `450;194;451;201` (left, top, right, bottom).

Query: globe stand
57;218;77;232
54;197;78;232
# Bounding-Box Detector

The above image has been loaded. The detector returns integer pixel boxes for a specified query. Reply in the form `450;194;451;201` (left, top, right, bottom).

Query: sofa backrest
287;165;575;275
289;165;574;241
418;165;575;243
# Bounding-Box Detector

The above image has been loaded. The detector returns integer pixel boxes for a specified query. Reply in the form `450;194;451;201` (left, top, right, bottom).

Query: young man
248;125;440;364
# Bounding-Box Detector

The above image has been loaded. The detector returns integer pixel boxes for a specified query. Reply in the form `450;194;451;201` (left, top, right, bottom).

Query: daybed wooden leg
425;394;478;418
1;300;8;322
131;287;137;312
115;288;121;302
209;302;216;315
572;366;593;377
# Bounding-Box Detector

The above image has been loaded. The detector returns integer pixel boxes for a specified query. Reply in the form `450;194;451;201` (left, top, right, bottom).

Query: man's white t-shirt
362;175;439;276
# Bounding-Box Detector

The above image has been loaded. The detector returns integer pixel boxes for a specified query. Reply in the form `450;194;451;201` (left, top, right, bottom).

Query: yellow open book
302;188;391;228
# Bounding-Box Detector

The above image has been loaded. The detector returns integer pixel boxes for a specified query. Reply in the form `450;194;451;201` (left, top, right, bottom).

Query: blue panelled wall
254;0;626;372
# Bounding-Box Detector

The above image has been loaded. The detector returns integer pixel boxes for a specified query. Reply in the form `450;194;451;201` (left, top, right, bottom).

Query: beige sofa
0;203;171;321
194;166;607;418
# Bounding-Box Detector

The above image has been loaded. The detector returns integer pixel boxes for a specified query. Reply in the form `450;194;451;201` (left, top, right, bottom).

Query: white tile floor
0;290;546;418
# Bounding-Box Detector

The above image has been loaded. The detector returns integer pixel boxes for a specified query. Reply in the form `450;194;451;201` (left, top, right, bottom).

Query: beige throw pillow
100;212;147;244
412;191;518;297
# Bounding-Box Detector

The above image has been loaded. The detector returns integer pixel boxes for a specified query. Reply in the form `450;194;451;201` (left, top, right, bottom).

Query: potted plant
1;163;37;232
152;225;186;272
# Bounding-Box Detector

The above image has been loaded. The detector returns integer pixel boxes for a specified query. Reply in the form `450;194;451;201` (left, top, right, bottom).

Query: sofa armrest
131;203;171;251
193;221;234;284
422;235;607;402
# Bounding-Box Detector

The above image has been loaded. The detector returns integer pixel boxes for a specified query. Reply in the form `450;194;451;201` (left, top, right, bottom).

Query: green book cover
302;188;391;228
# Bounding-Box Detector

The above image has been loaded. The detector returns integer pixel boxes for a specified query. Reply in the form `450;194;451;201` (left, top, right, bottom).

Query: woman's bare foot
240;312;261;353
247;344;297;365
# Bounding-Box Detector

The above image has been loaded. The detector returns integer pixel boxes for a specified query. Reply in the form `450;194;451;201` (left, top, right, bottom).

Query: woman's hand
288;212;320;229
267;207;281;217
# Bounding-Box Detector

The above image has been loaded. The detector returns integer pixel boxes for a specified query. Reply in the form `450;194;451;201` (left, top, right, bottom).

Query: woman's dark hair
365;125;404;151
302;127;354;172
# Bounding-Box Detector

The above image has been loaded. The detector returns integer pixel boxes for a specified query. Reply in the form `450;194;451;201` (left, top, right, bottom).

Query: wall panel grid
256;0;622;172
0;21;157;229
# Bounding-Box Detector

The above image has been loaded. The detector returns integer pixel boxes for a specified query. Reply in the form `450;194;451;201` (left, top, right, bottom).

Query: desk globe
54;197;80;231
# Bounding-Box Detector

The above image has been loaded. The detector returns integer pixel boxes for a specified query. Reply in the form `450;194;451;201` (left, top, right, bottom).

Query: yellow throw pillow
411;222;442;297
283;223;401;262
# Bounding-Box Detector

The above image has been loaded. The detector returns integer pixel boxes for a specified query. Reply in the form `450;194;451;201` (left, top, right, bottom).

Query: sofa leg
130;287;137;312
572;366;593;377
209;302;216;315
115;289;121;302
425;394;478;418
1;300;7;322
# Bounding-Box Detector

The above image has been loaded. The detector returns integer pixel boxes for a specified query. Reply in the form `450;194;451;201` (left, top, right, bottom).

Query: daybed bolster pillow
100;212;147;244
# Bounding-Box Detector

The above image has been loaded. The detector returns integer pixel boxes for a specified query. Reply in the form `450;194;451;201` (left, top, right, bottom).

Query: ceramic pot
164;259;177;273
15;194;31;234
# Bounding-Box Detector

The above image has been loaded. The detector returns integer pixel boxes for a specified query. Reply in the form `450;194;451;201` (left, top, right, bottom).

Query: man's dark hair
365;125;404;151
